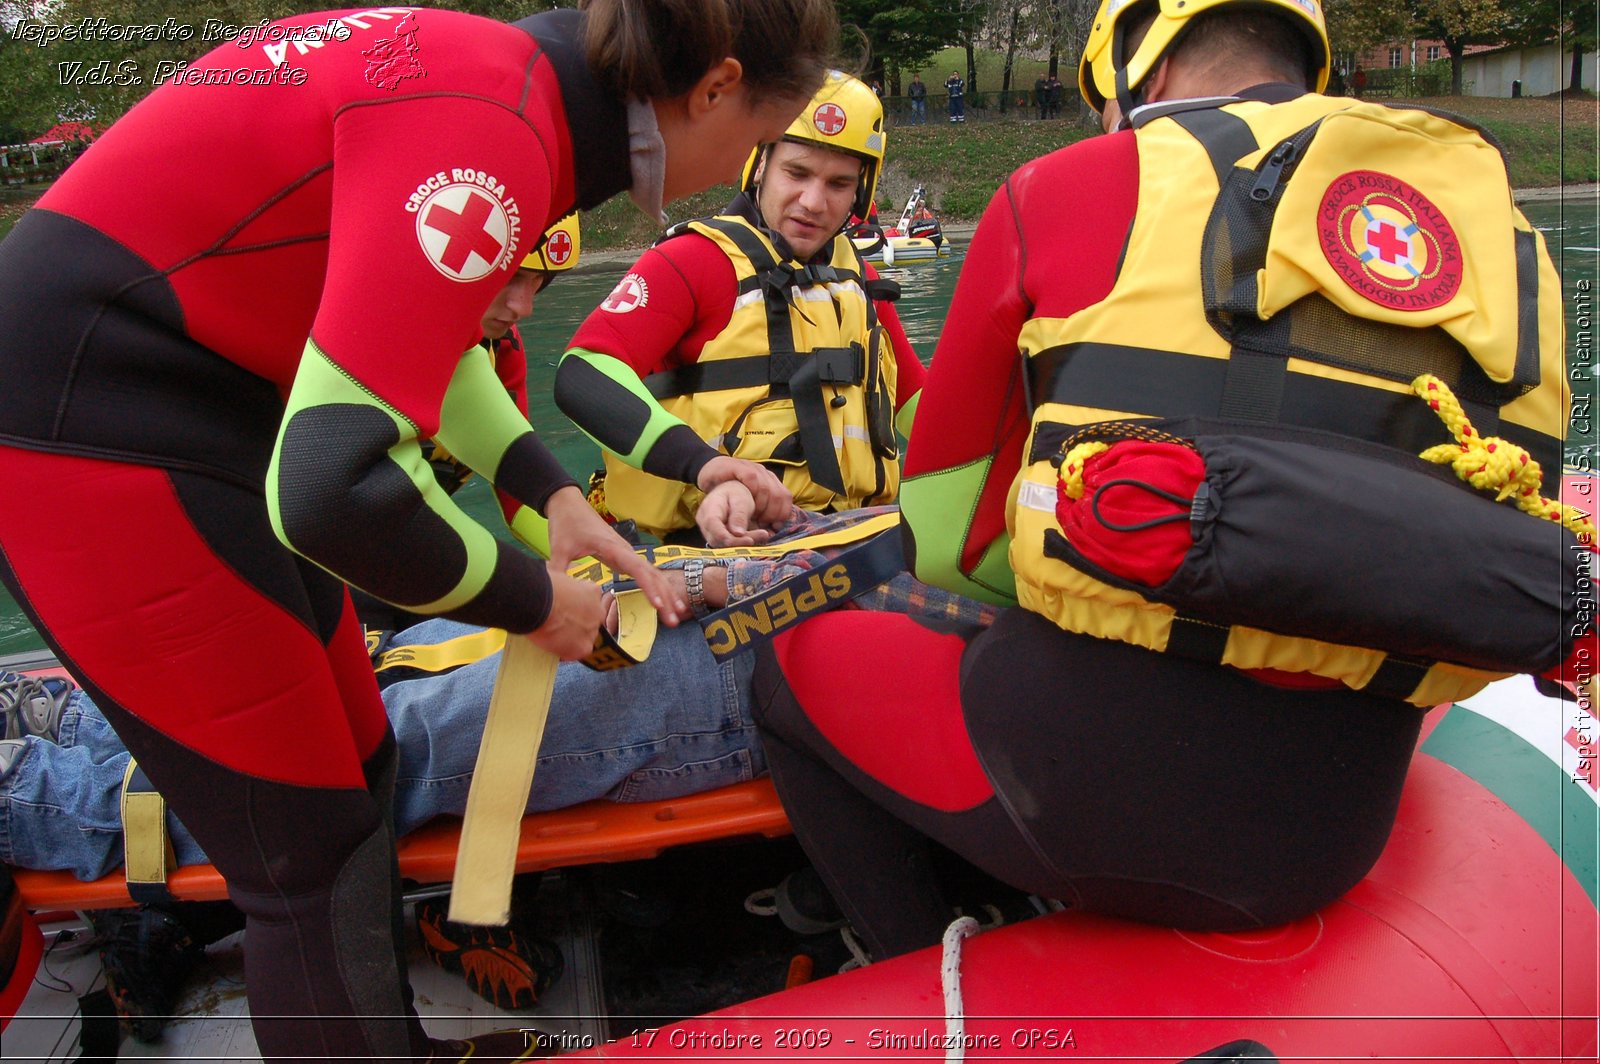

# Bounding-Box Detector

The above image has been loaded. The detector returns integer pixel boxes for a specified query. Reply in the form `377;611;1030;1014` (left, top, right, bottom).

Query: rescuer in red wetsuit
748;0;1576;962
555;72;925;547
0;3;839;1060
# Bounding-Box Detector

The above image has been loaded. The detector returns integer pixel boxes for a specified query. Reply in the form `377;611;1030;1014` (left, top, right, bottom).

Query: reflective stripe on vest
602;216;900;537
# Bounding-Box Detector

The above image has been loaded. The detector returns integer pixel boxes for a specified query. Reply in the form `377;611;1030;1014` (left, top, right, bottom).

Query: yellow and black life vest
602;216;902;537
1009;93;1573;707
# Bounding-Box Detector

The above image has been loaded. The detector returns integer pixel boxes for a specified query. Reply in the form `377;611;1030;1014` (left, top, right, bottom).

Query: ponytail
582;0;839;103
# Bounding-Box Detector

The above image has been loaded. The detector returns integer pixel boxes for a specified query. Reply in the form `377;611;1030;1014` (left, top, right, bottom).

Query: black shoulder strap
1166;107;1259;186
645;220;859;494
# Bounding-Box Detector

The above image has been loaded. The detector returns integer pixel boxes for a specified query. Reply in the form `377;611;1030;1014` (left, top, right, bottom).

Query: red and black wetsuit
554;193;925;534
752;90;1428;960
0;8;625;1059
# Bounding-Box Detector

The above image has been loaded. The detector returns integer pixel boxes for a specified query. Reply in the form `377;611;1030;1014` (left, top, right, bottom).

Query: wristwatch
684;558;709;618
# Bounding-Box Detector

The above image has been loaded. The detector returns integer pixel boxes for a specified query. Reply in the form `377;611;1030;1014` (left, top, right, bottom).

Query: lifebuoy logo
602;273;649;314
407;171;525;282
1319;170;1461;311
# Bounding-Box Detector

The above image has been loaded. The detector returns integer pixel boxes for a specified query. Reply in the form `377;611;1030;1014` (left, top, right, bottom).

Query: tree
1411;0;1507;94
1508;0;1597;92
1324;0;1508;95
1324;0;1415;58
835;0;967;94
997;3;1023;112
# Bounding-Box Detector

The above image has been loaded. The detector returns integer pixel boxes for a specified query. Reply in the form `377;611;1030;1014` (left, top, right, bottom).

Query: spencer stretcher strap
448;635;558;926
576;587;659;671
565;510;902;587
119;761;175;906
449;588;656;923
698;526;905;661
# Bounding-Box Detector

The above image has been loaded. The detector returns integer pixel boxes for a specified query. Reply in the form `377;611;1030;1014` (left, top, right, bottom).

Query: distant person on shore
946;70;966;122
908;73;928;124
1046;73;1065;117
1351;65;1367;97
1034;74;1049;119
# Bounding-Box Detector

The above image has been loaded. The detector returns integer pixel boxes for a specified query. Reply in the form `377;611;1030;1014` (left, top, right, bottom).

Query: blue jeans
910;99;925;124
0;622;761;881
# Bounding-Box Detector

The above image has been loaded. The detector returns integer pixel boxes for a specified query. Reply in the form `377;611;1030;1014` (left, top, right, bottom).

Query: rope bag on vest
1015;96;1583;706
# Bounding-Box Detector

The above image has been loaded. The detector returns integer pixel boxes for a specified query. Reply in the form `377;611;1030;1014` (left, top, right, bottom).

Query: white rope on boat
838;925;872;973
940;915;982;1064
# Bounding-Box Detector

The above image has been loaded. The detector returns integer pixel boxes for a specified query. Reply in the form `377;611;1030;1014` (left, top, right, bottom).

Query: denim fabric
0;687;208;880
0;622;761;879
384;619;761;836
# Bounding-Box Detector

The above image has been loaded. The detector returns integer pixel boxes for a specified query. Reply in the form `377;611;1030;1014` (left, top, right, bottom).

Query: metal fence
0;141;89;187
882;91;1087;125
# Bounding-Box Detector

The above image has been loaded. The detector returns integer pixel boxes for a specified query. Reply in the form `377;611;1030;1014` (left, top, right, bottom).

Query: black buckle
815;345;864;386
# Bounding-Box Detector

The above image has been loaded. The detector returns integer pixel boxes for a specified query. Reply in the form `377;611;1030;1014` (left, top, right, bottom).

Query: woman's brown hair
582;0;840;104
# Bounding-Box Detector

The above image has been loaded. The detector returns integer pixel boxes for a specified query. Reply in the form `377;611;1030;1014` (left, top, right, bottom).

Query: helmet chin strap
745;180;801;262
1112;22;1142;132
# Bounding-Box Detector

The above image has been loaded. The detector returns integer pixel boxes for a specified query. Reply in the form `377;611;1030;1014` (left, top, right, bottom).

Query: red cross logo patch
602;273;649;314
813;102;847;137
415;183;510;282
1317;170;1460;312
543;229;574;267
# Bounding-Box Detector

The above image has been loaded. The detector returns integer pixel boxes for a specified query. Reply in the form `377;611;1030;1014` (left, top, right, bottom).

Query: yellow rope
1412;374;1595;541
1057;441;1110;500
585;469;615;522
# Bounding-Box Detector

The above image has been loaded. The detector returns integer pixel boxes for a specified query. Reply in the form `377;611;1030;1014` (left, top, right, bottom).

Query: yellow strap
448;636;559;925
1412;374;1596;541
120;760;174;894
577;588;660;670
564;510;903;585
373;627;508;677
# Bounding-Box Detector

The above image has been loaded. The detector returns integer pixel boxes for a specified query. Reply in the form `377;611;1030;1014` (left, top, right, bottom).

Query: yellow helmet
741;70;885;221
1078;0;1331;115
521;211;581;273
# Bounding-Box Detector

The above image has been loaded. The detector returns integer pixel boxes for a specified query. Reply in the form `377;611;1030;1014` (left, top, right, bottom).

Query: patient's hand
658;564;730;620
696;456;792;529
697;481;787;547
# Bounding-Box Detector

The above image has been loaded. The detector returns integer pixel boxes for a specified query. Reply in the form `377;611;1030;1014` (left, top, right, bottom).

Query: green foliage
1324;0;1415;54
1509;0;1598;49
835;0;966;84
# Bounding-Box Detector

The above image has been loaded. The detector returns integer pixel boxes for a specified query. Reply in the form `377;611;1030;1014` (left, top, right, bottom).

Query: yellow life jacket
1008;93;1571;707
601;216;901;537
